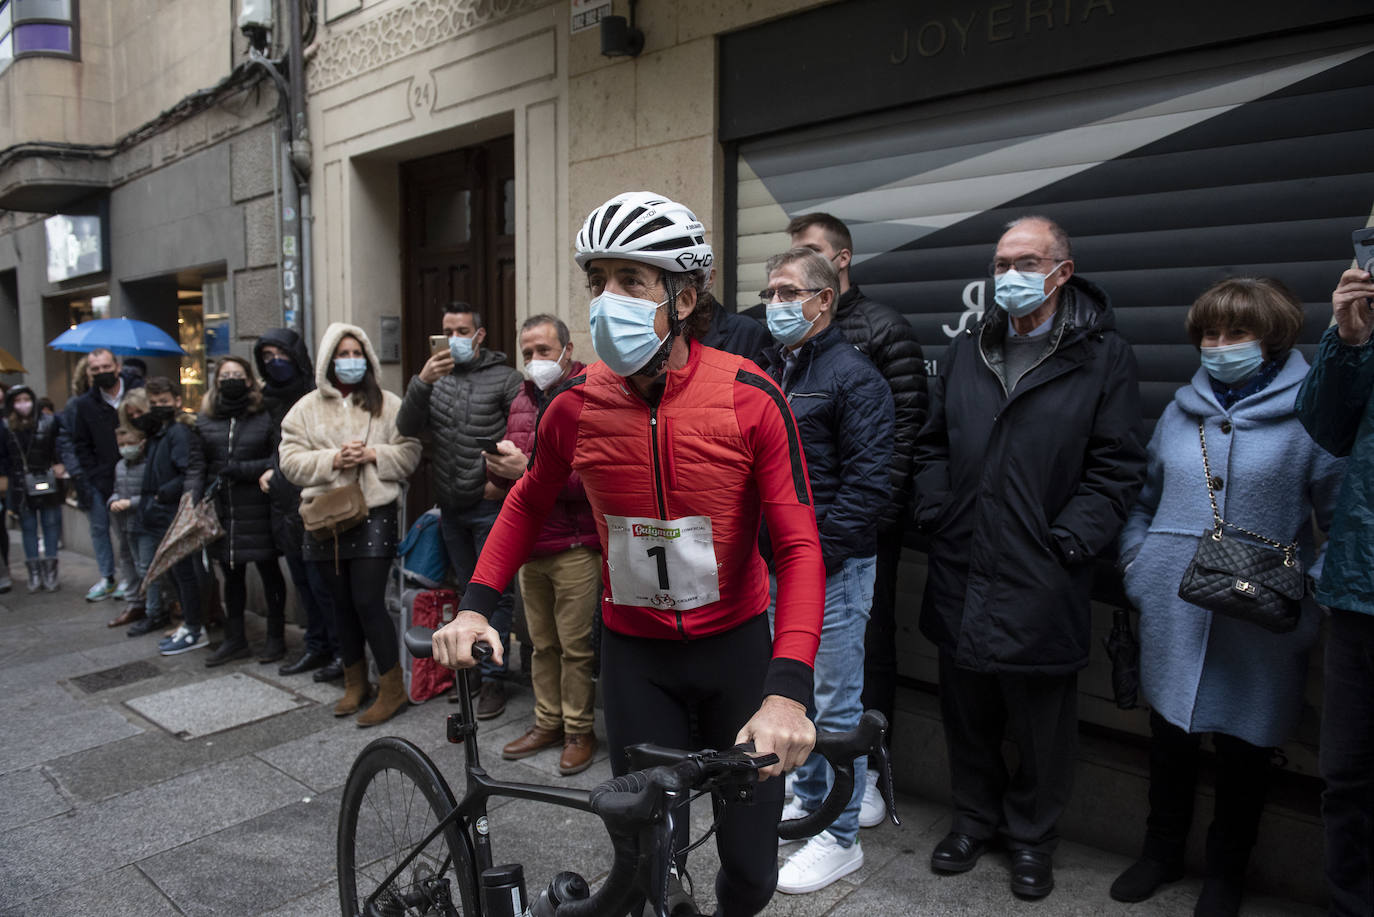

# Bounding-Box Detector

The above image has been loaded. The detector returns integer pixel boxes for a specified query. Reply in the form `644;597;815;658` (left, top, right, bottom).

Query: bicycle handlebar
403;625;492;663
554;711;893;917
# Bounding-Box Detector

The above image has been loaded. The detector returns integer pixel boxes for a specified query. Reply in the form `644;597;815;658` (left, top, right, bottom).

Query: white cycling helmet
575;191;714;274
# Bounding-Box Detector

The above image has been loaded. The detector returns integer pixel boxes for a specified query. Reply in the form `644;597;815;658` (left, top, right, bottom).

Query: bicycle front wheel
338;736;478;917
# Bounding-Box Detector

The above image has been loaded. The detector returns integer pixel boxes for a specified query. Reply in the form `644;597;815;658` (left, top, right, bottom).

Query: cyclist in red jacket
433;191;825;914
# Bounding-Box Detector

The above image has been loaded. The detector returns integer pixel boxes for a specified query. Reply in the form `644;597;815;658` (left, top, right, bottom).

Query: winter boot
334;661;373;717
25;561;41;593
40;559;59;592
204;617;251;668
257;612;287;664
356;666;408;728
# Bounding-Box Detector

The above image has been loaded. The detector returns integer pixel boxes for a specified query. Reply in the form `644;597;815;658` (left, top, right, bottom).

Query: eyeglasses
988;257;1061;276
758;287;820;303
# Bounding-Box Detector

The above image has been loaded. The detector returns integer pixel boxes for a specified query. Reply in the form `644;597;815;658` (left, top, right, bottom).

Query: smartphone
477;438;501;455
429;334;449;355
1354;227;1374;275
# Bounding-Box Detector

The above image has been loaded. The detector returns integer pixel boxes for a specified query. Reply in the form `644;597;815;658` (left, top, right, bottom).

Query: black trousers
938;653;1077;852
600;615;783;917
1322;608;1374;916
1142;710;1271;881
312;556;397;673
218;558;287;634
860;528;903;735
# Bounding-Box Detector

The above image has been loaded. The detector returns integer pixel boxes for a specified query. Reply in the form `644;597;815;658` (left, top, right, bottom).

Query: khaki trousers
518;546;600;734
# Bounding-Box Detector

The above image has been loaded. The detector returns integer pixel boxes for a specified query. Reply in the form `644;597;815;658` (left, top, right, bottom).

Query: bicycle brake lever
870;728;901;828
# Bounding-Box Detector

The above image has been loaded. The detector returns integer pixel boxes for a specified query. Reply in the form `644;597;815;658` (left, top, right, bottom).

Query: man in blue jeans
758;248;895;894
71;347;127;600
1296;266;1374;917
396;302;523;718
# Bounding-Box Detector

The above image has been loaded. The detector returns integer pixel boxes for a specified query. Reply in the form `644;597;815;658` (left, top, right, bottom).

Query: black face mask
218;378;249;401
264;357;296;384
150;405;177;424
93;371;118;391
131;413;161;434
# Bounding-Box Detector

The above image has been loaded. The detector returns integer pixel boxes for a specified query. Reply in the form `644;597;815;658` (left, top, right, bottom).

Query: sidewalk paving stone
0;768;71;832
0;865;180;917
0;681;144;775
125;671;312;739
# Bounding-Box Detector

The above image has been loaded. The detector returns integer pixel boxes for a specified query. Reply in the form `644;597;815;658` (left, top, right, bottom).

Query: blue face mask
264;357;296;384
334;357;367;384
1201;340;1265;384
766;294;820;348
589;291;668;377
994;265;1062;318
449;334;477;364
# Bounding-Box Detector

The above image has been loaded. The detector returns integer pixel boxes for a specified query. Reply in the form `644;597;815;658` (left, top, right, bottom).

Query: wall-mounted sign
571;0;611;34
44;214;105;283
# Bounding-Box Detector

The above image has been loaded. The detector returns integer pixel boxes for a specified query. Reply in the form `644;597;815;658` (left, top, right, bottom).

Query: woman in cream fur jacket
279;322;421;727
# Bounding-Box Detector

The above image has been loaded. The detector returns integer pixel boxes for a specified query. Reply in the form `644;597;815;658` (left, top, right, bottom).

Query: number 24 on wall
412;81;432;112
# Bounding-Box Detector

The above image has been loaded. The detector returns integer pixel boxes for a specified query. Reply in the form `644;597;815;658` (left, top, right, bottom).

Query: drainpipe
284;0;314;353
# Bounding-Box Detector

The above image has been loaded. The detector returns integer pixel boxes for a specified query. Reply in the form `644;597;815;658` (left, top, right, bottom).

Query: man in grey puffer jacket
397;302;523;717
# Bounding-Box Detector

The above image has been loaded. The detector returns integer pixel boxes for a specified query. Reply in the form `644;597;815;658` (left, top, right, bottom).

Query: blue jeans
18;501;62;560
88;486;115;578
440;499;515;677
287;552;338;657
136;528;201;631
769;554;875;847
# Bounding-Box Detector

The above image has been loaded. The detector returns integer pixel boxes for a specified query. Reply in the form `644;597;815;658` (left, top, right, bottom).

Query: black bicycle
336;627;899;917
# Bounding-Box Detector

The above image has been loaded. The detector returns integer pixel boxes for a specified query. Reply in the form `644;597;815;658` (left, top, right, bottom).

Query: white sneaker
776;831;863;894
778;796;809;846
859;769;886;828
784;770;796;802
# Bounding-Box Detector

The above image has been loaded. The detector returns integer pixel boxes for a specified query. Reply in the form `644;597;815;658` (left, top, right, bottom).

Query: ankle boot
26;561;42;593
205;617;250;668
40;558;59;592
334;661;372;716
357;666;408;728
257;632;287;664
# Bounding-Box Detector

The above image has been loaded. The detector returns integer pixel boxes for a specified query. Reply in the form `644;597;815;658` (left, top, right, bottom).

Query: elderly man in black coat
913;216;1146;899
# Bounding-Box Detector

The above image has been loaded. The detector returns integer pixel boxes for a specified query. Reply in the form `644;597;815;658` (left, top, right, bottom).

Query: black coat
138;418;204;534
396;348;522;511
72;386;122;495
701;299;771;367
3;415;62;510
832;285;928;528
254;327;315;555
197;408;279;566
759;325;895;572
913;277;1146;674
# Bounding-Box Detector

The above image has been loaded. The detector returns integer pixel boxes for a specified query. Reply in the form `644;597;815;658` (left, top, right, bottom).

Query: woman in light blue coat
1109;278;1344;917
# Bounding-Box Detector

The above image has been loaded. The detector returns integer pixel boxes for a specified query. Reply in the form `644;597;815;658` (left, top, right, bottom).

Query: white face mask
523;346;568;391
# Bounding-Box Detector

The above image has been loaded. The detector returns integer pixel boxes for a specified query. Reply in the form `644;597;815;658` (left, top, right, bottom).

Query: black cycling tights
313;556;398;673
218;559;287;633
600;614;784;917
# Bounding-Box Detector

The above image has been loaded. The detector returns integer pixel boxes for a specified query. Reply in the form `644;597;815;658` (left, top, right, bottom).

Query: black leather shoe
1010;849;1054;899
930;832;988;874
1110;857;1184;903
127;615;169;638
279;651;330;676
313;657;345;682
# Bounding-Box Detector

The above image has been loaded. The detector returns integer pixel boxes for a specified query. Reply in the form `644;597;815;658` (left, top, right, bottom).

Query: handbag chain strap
1196;420;1297;566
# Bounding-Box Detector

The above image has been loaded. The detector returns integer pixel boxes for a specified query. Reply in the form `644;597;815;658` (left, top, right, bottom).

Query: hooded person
253;328;343;681
278;322;422;727
4;384;65;591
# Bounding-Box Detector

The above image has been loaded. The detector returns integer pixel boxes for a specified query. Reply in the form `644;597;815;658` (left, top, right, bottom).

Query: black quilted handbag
1177;421;1304;634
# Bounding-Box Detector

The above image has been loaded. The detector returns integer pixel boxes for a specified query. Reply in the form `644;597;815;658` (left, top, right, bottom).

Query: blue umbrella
49;317;186;356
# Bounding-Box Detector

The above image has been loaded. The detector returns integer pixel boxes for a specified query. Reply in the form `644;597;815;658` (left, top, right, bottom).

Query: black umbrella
1102;606;1140;710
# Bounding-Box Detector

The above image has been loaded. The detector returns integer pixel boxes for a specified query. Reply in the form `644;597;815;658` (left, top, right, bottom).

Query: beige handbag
300;415;373;541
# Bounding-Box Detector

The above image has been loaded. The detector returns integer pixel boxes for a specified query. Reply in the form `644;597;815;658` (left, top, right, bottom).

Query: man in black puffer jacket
913;216;1145;898
397;302;523;717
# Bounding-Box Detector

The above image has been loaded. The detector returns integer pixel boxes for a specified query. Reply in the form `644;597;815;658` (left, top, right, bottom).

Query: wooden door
400;136;516;522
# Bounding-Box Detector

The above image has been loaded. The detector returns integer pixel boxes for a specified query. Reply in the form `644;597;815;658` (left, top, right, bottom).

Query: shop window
0;0;78;71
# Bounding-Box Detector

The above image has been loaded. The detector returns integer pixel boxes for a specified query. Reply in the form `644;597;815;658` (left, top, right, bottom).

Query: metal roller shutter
733;31;1374;423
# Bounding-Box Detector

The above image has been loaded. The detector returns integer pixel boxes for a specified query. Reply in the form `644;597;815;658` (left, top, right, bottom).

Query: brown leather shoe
559;732;597;776
502;724;564;760
107;603;146;628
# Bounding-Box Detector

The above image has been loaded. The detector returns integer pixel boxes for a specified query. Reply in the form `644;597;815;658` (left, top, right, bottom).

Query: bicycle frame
361;668;594;917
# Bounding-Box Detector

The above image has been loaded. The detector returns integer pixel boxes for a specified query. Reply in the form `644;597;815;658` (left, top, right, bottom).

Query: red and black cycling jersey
462;342;824;705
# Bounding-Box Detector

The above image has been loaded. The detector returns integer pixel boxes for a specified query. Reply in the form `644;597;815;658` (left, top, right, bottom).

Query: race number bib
604;514;720;611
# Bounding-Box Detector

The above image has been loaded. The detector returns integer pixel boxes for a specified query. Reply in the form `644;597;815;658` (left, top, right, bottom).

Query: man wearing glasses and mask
912;215;1145;899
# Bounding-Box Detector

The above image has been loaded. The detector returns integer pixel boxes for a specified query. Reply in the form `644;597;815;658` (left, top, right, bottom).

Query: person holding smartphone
396;303;523;719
